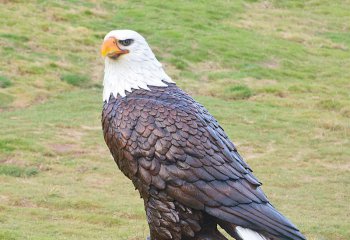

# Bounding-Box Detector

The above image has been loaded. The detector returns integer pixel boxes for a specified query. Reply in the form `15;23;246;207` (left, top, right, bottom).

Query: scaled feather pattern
102;84;306;240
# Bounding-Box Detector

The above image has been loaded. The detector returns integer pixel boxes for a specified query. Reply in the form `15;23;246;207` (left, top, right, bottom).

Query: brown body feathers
102;83;306;240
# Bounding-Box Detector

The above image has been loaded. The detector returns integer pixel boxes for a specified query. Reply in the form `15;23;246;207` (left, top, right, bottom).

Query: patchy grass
0;76;11;88
224;84;253;100
0;0;349;240
60;74;90;87
0;165;38;178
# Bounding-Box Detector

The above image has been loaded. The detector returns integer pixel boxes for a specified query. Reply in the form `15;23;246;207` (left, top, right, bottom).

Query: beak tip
100;37;128;59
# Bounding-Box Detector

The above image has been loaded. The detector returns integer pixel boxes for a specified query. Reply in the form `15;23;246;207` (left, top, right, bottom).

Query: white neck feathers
103;53;174;101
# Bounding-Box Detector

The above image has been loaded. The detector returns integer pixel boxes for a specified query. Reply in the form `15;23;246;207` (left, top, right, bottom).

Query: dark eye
118;39;134;46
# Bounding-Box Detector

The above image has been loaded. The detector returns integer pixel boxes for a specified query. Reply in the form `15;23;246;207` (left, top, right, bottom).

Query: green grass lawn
0;0;349;239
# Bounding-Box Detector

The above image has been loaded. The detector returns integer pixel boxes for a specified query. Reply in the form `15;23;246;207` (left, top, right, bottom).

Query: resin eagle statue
100;30;306;240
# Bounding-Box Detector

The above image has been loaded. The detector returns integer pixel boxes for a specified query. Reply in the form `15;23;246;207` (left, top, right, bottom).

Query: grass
0;165;38;178
0;76;11;88
60;74;90;87
224;85;253;99
0;0;349;239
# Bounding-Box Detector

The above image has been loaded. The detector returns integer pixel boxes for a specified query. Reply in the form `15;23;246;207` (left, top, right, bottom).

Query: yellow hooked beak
101;37;129;59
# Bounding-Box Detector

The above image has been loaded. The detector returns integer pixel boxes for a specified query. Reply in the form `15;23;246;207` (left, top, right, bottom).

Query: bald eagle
101;30;306;240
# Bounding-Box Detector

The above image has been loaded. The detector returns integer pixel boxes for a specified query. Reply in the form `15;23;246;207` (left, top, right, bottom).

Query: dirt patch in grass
0;157;26;166
238;142;276;161
192;61;229;73
85;175;114;188
261;58;280;69
48;127;94;157
81;125;101;131
12;198;38;208
50;143;75;154
244;78;278;86
0;195;10;205
319;120;348;132
61;128;85;140
117;211;145;220
318;160;350;172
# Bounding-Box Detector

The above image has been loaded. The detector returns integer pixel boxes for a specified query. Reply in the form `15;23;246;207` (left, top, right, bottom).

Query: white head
101;30;174;101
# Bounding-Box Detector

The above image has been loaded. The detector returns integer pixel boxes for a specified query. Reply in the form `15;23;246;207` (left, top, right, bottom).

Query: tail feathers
236;226;270;240
210;203;306;240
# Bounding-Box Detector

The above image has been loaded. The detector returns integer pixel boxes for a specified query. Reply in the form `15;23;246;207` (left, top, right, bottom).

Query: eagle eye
118;39;134;46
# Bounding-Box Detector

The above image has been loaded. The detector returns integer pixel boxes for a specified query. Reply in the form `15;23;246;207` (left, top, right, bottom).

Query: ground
0;1;349;239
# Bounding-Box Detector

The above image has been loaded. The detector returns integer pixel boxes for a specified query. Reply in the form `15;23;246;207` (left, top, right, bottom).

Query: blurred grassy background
0;0;349;239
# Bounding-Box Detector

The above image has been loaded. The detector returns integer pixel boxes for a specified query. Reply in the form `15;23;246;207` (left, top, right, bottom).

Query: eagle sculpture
100;30;306;240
